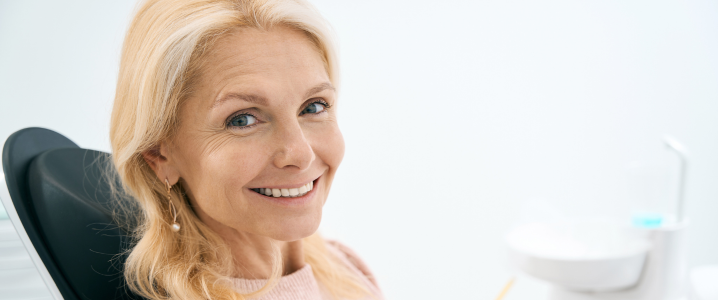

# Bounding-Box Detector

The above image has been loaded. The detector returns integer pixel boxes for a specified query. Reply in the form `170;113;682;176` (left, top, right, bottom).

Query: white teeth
255;180;316;198
289;188;299;196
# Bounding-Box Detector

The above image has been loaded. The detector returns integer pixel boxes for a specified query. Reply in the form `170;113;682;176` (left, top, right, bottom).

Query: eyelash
301;99;331;115
225;112;259;129
225;99;331;129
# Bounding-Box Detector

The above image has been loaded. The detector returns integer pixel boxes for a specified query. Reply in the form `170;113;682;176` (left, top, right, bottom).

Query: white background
1;1;717;299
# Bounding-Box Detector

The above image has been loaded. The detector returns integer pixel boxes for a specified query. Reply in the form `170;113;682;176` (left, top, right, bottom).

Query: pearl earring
165;179;180;232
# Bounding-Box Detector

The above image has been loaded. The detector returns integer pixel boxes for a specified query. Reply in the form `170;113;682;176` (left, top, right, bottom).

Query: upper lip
249;176;319;190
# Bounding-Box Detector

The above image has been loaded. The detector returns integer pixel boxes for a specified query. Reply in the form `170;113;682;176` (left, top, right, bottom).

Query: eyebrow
212;82;335;109
304;82;335;99
212;93;267;109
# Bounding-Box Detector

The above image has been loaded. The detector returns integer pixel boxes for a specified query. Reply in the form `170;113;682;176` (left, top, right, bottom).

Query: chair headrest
27;147;140;300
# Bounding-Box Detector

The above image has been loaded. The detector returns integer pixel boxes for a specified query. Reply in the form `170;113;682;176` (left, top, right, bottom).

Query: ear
141;142;181;186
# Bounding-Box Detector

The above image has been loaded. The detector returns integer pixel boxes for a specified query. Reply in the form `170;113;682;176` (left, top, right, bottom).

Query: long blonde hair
109;0;366;299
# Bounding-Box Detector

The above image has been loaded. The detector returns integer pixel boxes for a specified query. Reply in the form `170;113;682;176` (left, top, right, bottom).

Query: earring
165;179;180;232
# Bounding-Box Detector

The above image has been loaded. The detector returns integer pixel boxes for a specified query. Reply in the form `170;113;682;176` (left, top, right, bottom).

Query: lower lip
250;177;320;207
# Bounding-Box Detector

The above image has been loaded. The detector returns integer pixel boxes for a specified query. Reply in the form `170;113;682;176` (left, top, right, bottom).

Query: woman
110;0;383;299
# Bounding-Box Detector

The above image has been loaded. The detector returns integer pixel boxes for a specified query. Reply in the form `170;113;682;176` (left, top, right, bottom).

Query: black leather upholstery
2;128;140;300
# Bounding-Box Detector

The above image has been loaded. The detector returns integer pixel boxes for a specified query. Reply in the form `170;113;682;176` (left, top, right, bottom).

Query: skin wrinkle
143;25;344;279
213;82;334;110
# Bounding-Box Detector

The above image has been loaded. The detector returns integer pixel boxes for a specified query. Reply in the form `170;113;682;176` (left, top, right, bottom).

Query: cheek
314;124;345;170
178;137;268;212
206;146;264;184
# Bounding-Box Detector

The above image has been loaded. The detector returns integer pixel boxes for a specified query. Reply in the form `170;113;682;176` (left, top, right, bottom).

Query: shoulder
324;239;381;291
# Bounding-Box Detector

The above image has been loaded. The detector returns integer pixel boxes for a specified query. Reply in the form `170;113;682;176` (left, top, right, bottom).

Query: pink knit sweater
231;240;384;300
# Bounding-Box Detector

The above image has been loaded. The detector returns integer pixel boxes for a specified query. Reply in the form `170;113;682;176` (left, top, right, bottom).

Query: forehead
197;26;328;94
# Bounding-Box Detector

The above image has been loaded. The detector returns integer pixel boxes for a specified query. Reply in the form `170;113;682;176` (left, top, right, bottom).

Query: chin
266;214;322;242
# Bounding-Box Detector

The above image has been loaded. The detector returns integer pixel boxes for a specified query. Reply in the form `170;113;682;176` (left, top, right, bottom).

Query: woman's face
160;26;343;242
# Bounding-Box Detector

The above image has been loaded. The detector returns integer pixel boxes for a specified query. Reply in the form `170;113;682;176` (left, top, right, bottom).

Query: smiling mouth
251;180;314;198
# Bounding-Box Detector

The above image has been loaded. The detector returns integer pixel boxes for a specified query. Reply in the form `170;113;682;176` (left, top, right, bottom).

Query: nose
271;120;315;171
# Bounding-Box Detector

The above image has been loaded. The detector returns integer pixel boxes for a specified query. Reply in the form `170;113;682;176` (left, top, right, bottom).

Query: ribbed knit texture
231;240;384;300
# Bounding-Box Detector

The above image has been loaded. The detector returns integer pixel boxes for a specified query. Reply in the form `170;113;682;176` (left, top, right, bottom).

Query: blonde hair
109;0;367;299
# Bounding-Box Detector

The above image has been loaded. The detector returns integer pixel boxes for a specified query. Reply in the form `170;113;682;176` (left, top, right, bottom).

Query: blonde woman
110;0;383;299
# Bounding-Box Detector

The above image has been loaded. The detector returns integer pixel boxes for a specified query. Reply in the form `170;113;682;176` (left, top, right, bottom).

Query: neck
195;214;306;279
226;234;306;279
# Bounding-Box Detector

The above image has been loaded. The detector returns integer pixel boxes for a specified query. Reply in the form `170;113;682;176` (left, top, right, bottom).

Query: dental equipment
506;136;691;300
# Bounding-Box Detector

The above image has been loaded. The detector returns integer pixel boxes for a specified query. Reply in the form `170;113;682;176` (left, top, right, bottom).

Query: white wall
1;1;716;299
0;1;134;151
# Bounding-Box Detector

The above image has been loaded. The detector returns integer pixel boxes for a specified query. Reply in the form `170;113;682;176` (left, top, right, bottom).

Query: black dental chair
2;127;141;300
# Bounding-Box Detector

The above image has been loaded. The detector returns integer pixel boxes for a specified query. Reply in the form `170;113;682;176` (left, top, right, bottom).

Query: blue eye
302;102;326;115
228;114;257;128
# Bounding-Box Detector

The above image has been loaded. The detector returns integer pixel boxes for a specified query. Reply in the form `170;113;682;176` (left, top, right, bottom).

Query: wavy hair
109;0;367;299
